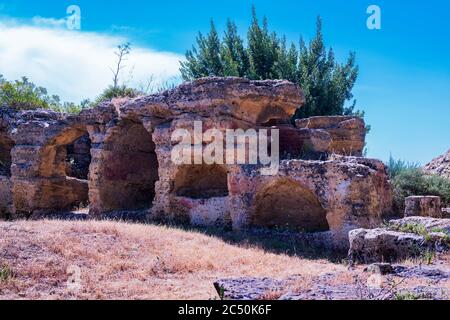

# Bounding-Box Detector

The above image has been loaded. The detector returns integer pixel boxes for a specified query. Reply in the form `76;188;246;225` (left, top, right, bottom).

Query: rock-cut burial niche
41;129;92;180
66;134;91;180
0;131;14;177
99;120;159;211
253;178;329;232
174;164;229;199
39;127;92;211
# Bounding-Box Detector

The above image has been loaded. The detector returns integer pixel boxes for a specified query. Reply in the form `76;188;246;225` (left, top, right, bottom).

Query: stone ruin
0;77;394;245
405;196;443;219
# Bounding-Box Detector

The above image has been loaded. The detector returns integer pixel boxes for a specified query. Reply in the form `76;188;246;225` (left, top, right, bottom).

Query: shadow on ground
23;209;348;263
172;224;348;262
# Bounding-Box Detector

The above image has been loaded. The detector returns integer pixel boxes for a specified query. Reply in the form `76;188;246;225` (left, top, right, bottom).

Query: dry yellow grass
0;220;345;300
1;220;448;300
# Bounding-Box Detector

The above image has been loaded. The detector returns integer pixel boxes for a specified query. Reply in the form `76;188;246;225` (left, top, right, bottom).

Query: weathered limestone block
77;102;118;125
121;77;304;125
389;216;450;234
278;126;332;159
228;157;393;238
150;119;232;225
1;111;15;217
295;116;366;156
348;228;426;264
349;217;450;264
215;274;450;300
12;177;88;216
214;278;285;300
4;102;120;217
167;196;231;227
443;208;450;219
424;149;450;180
405;196;442;218
10;146;42;178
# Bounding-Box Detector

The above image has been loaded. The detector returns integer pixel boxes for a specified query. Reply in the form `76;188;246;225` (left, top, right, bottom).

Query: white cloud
0;20;184;103
31;16;67;28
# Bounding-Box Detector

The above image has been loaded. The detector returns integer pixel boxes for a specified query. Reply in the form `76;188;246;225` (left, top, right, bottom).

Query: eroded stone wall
228;157;392;238
1;111;15;217
89;119;159;214
0;77;392;241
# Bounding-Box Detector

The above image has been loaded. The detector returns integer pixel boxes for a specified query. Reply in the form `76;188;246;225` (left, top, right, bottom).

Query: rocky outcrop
405;196;443;218
349;217;450;264
278;126;332;159
3;104;117;216
295;116;366;156
0;77;393;245
424;149;450;179
121;77;304;125
214;277;287;300
389;216;450;234
443;208;450;218
349;228;427;264
227;157;392;241
214;271;450;300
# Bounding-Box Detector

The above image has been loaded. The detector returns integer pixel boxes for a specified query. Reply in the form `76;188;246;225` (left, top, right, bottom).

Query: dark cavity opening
174;164;229;199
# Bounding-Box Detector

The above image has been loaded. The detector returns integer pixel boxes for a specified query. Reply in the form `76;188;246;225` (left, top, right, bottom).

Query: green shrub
180;8;366;125
0;264;13;282
50;100;91;114
93;85;140;104
386;156;420;179
394;292;421;300
424;175;450;204
393;222;429;237
391;167;450;213
0;76;57;110
0;75;90;114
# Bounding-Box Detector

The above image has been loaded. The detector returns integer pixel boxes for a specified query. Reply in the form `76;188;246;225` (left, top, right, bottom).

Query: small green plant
386;156;420;179
0;264;14;282
219;286;227;300
396;223;429;236
392;222;450;241
429;228;450;244
430;227;448;234
92;85;140;105
422;250;436;265
387;156;450;213
394;291;420;300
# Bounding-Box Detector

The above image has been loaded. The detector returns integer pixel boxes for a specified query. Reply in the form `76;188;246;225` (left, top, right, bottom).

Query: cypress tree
179;8;363;124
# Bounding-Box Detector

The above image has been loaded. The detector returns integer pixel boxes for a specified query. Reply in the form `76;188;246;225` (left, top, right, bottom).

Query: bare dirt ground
0;220;448;300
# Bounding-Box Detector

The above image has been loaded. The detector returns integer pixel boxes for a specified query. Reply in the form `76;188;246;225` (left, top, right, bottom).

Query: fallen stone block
348;228;426;264
295;116;366;156
389;216;450;234
364;263;395;275
393;265;450;281
442;208;450;219
214;277;286;300
405;196;442;218
349;217;450;264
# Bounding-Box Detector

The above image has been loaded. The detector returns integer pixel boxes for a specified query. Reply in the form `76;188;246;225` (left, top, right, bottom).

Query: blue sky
0;0;449;164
